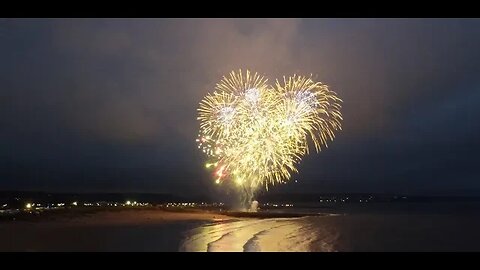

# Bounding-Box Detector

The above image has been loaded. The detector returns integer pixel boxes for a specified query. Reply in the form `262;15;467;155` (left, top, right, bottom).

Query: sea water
180;202;480;252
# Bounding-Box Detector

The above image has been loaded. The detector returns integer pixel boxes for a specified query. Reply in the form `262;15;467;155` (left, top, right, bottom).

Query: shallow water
181;202;480;252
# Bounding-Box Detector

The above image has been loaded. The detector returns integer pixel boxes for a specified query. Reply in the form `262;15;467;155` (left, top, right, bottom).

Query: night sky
1;18;480;196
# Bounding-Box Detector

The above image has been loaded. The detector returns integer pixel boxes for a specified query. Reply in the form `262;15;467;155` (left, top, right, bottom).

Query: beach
0;209;232;252
3;203;480;252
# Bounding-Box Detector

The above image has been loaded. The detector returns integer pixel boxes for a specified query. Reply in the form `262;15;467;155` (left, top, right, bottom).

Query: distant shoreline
0;207;329;225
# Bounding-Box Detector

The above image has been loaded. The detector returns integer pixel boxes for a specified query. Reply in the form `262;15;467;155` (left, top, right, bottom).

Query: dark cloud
1;19;480;195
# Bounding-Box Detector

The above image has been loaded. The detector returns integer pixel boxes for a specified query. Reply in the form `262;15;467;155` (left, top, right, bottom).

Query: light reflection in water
179;217;337;252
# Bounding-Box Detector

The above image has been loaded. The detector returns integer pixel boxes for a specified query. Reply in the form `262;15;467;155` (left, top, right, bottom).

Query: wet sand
62;209;232;225
4;206;479;251
0;209;333;251
0;209;232;251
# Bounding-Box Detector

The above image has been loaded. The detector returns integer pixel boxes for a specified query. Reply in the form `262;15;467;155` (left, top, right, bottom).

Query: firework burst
197;70;342;205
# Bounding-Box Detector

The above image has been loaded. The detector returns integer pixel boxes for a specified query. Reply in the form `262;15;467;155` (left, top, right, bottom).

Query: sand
60;209;232;226
0;209;233;251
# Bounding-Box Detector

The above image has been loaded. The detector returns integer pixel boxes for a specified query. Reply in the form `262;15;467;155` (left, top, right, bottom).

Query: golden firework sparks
197;70;343;203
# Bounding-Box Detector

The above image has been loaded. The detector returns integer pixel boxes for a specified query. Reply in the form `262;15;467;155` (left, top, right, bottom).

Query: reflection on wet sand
180;217;337;252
